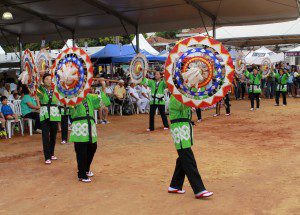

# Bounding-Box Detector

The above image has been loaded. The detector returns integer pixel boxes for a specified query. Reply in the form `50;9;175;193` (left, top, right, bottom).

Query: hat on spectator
119;79;124;83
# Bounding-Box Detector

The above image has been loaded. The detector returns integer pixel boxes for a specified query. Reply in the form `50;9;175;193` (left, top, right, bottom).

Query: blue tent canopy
91;44;166;63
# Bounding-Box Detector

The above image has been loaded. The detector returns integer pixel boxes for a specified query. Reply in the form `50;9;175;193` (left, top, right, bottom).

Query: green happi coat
141;78;167;105
59;103;70;116
69;94;101;143
244;70;263;93
169;96;193;150
275;73;289;92
37;86;61;122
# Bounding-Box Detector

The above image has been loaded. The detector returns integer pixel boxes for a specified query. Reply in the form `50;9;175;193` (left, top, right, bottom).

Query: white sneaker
61;140;67;145
51;156;57;160
283;104;286;106
225;113;230;116
79;178;91;183
213;114;220;117
86;171;94;177
45;159;52;164
256;108;259;110
146;128;151;132
250;108;254;111
163;127;169;130
197;119;202;123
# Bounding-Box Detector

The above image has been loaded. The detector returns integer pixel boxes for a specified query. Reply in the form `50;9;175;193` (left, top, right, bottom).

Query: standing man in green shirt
244;67;262;111
69;93;101;183
168;96;213;199
274;68;289;106
141;71;169;131
37;73;61;164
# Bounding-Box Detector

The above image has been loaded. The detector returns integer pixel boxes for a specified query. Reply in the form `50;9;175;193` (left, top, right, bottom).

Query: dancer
141;71;169;131
213;93;231;117
244;67;262;111
274;68;289;106
37;73;61;164
69;93;101;183
168;95;213;199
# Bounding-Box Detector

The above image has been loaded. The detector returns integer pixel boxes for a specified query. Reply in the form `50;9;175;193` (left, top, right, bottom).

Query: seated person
1;96;19;121
128;82;149;113
20;85;41;133
0;113;6;136
8;90;20;102
113;80;126;105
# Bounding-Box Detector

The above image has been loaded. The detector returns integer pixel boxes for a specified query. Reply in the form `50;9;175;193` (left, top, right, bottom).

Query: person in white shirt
128;82;148;113
140;84;150;113
2;83;11;98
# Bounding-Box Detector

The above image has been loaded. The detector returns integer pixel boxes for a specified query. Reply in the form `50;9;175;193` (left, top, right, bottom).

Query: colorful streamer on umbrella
51;47;93;106
130;53;148;83
164;36;234;108
20;49;38;96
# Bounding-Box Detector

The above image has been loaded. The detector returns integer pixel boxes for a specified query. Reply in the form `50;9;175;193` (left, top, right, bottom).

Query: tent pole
72;33;75;47
212;18;216;38
136;25;139;53
18;36;22;73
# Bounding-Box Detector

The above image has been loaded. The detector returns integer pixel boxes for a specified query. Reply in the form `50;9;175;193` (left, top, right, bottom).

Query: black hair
21;84;30;95
42;73;51;82
1;96;7;102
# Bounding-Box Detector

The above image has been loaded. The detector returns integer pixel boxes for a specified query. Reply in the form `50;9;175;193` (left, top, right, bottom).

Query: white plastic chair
14;99;34;136
6;101;24;138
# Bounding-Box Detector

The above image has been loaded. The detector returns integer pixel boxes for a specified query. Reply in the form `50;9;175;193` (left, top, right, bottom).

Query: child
0;114;7;137
1;96;19;121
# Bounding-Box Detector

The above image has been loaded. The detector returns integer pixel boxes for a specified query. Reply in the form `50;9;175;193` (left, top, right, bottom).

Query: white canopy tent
245;46;284;64
132;34;159;55
61;39;78;51
201;18;300;47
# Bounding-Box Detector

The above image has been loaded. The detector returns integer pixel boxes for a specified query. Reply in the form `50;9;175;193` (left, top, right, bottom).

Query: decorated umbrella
51;47;94;106
36;48;52;79
19;49;38;96
164;36;234;108
235;52;246;77
261;57;272;77
129;53;148;83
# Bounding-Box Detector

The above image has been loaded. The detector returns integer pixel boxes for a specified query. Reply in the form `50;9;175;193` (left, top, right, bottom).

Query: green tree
155;30;180;39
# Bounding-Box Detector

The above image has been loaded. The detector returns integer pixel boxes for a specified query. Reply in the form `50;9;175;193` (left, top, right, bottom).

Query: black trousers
74;142;97;179
170;148;206;194
41;120;58;160
249;93;260;108
224;94;230;114
196;108;202;120
24;112;41;130
275;91;287;105
241;83;246;99
61;115;69;141
149;104;169;131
